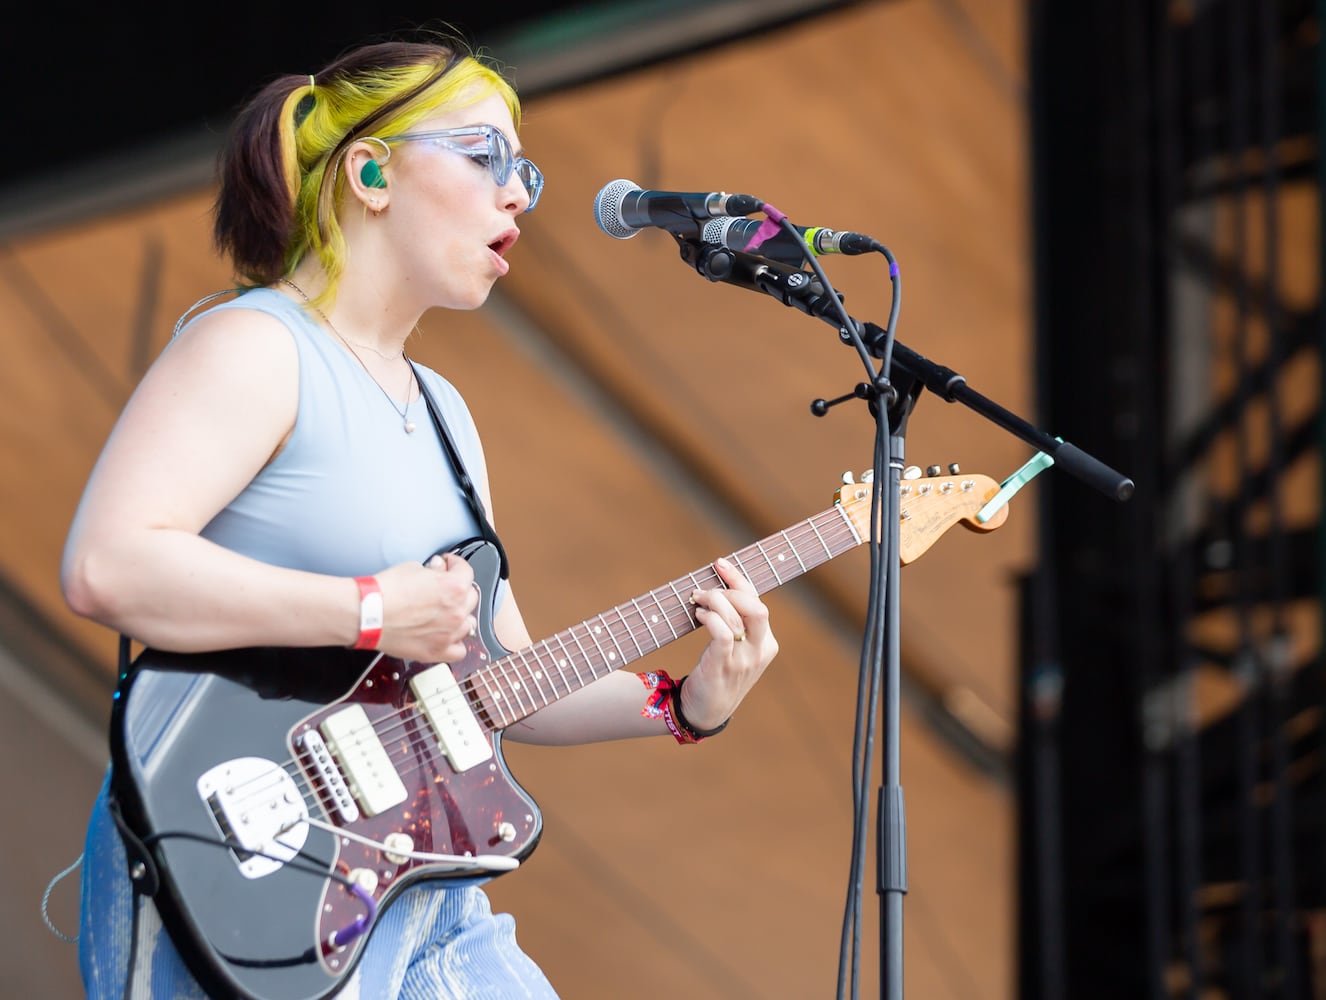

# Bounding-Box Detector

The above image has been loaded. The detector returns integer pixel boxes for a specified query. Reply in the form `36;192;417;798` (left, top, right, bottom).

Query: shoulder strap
410;360;510;580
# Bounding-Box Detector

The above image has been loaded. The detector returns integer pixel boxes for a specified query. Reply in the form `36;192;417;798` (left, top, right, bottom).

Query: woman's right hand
371;552;480;663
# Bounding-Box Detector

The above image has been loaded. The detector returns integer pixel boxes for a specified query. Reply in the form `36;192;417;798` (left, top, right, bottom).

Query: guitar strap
409;359;510;581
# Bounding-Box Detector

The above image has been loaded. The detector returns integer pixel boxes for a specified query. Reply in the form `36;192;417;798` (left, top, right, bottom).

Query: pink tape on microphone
741;204;787;252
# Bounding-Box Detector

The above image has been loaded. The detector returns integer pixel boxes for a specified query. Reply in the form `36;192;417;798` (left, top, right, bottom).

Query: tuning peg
926;465;943;477
948;462;961;474
902;466;922;480
841;471;856;484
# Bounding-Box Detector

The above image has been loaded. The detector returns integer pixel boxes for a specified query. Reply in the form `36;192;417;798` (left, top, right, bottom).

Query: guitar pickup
320;704;409;817
410;665;493;773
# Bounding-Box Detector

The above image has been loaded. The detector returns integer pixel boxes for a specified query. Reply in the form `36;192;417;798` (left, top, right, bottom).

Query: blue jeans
79;774;559;999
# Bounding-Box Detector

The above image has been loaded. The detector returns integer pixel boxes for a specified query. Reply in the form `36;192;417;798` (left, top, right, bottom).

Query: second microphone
701;217;881;265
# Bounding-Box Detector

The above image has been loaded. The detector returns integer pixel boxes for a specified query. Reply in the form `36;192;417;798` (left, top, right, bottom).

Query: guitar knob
348;867;379;894
382;832;414;865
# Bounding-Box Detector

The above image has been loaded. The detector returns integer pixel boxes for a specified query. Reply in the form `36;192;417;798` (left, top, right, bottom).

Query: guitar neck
470;500;864;727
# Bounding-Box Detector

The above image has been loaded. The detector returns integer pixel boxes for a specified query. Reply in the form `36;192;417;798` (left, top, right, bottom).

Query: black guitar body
109;538;541;1000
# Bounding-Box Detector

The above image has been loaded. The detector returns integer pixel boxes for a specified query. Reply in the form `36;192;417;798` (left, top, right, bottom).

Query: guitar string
215;506;864;817
218;484;989;823
217;484;988;818
215;487;984;817
225;510;850;819
169;478;902;933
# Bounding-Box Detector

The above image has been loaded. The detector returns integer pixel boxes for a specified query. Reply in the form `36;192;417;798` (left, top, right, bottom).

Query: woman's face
377;90;533;311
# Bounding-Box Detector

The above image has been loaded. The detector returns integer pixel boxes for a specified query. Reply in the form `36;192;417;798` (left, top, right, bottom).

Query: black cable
1225;1;1264;994
141;828;368;970
1125;3;1170;995
1256;1;1299;994
1159;5;1204;996
121;892;141;1000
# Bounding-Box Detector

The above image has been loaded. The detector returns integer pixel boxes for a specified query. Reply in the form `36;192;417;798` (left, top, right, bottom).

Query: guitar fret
472;670;512;728
736;545;777;593
614;605;647;660
519;648;553;708
494;655;535;717
806;518;833;561
780;528;810;573
729;551;754;589
523;643;552;701
820;511;854;557
663;579;695;634
578;620;610;678
546;635;575;696
684;571;705;596
630;595;664;649
754;539;785;587
695;568;723;591
645;590;680;641
592;613;628;669
564;626;592;686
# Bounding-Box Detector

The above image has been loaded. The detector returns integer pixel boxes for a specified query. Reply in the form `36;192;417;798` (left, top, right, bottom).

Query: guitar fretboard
470;499;866;726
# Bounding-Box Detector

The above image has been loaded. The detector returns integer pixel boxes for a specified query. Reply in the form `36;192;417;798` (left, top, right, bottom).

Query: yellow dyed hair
280;54;519;308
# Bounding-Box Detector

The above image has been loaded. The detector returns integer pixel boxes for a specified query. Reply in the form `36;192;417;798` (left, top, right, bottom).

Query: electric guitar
110;470;1008;1000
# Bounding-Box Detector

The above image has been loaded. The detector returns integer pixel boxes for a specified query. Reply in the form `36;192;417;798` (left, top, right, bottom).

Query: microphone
594;178;763;240
700;216;880;265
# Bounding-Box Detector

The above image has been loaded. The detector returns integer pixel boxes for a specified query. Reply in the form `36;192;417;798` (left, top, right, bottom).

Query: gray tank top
189;288;490;579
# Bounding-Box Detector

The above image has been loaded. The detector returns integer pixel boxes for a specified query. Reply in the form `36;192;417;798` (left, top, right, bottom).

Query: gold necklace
280;277;417;433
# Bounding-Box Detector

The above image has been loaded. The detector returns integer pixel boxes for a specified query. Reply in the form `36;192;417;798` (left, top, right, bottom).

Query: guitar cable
300;815;521;872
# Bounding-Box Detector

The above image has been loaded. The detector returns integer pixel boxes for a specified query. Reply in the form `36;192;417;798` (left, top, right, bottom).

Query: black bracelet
672;675;730;739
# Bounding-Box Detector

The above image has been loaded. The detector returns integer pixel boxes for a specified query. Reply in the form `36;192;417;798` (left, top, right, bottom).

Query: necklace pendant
404;419;417;434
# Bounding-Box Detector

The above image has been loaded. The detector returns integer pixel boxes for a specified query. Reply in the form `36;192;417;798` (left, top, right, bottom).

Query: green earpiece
360;160;387;189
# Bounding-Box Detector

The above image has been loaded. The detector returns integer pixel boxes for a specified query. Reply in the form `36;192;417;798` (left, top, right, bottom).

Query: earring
360;160;387;189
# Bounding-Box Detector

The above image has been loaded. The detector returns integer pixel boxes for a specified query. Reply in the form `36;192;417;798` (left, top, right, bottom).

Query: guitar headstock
835;466;1008;564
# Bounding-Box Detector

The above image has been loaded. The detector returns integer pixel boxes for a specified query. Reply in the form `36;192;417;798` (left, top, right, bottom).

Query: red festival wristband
638;670;726;745
351;576;384;650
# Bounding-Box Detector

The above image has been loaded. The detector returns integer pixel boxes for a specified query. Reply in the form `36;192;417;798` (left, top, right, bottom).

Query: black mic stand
673;237;1133;1000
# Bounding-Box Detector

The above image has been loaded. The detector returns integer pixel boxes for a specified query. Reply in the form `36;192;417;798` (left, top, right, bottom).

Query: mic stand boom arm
676;239;1135;503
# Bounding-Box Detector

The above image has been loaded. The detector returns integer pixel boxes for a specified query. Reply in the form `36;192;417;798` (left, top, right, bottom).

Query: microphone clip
675;237;841;312
675;237;737;282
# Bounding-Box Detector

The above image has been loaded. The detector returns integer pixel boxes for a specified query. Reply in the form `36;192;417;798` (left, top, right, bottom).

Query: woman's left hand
680;557;779;731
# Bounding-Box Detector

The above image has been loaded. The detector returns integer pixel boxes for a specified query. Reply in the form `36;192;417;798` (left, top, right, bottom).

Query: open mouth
489;231;519;256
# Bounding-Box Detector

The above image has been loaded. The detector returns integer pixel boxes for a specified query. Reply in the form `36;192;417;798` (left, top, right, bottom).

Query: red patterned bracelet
637;670;728;744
